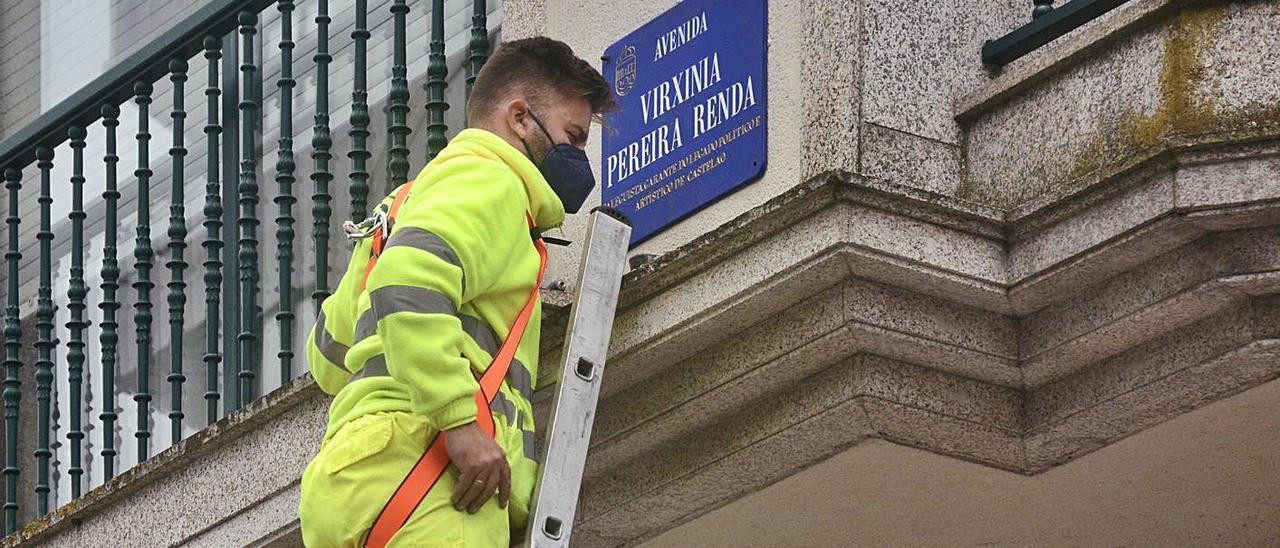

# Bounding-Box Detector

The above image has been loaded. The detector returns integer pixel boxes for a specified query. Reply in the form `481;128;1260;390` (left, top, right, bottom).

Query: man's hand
445;421;511;513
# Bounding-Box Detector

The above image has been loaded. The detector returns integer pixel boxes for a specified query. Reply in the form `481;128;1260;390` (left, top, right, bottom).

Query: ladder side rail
525;210;632;547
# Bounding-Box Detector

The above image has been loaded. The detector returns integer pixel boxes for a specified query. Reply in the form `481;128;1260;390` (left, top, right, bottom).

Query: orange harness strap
361;185;548;548
361;181;417;291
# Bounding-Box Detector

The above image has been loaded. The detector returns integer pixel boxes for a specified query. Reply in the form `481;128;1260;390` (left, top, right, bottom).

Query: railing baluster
1033;0;1055;19
67;126;88;499
203;38;223;426
99;104;121;479
388;0;411;188
238;12;260;408
220;33;241;414
3;167;22;535
134;81;155;461
466;0;489;101
168;60;189;445
349;0;371;221
34;146;54;516
276;0;297;386
311;0;333;310
426;0;449;160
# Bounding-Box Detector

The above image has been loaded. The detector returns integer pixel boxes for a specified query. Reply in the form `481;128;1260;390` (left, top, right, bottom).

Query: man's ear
505;98;533;141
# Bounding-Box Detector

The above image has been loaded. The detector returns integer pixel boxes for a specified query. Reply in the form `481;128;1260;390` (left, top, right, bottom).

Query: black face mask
521;112;596;214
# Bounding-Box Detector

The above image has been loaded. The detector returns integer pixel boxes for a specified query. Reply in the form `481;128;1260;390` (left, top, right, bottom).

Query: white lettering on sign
605;118;685;188
639;53;722;125
653;11;709;62
691;75;757;138
604;115;762;211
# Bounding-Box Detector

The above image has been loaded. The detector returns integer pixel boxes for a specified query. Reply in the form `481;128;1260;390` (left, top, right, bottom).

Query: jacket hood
418;128;567;230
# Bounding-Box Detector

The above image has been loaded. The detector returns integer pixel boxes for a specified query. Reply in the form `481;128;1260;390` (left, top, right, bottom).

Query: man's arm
363;156;529;430
305;241;365;394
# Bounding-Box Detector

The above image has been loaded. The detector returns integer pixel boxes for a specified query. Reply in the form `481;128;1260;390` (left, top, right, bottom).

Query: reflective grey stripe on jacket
352;285;457;344
349;311;535;409
518;413;537;460
314;310;351;373
353;354;518;428
460;314;535;400
370;285;456;324
384;227;466;295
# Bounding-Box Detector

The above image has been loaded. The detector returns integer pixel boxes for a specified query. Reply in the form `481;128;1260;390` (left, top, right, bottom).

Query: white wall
505;0;811;290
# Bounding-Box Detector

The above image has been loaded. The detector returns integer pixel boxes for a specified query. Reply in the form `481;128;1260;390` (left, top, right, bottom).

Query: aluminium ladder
524;207;632;547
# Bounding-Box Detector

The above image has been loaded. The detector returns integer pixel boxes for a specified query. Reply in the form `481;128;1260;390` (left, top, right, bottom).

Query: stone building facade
1;0;1277;546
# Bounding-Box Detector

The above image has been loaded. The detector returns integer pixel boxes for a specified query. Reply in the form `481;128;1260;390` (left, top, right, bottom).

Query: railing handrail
983;0;1130;67
0;0;276;171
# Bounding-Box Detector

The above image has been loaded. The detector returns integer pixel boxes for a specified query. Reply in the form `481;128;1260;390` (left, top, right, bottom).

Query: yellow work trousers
299;411;520;547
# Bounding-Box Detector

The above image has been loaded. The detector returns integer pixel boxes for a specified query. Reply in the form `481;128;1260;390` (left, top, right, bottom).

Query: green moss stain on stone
1059;5;1229;198
966;3;1280;210
1157;6;1225;134
1049;3;1280;207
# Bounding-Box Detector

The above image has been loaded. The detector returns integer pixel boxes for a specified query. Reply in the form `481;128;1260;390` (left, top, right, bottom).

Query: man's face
519;94;593;163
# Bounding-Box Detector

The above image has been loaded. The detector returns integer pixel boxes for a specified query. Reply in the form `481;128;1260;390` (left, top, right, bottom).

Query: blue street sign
601;0;768;246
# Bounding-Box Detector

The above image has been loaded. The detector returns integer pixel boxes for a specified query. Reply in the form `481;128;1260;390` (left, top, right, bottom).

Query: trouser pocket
301;413;406;547
324;415;395;475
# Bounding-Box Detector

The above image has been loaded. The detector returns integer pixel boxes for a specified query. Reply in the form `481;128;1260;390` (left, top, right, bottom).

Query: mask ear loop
528;111;558;144
519;135;539;165
519;110;561;164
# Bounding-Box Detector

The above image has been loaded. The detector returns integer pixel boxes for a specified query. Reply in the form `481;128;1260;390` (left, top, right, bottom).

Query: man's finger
458;469;491;512
468;469;500;514
453;468;479;510
498;460;511;509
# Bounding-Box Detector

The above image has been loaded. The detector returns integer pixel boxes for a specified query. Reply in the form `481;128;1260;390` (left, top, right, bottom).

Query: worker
298;36;617;547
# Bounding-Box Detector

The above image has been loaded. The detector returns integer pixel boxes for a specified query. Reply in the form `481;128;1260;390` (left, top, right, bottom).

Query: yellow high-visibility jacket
304;127;564;522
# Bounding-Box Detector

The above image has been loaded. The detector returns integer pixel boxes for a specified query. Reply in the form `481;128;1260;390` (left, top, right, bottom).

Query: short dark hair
467;36;618;123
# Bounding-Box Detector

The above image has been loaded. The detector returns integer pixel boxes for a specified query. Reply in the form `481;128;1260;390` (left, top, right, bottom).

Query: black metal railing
983;0;1130;66
0;0;491;535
